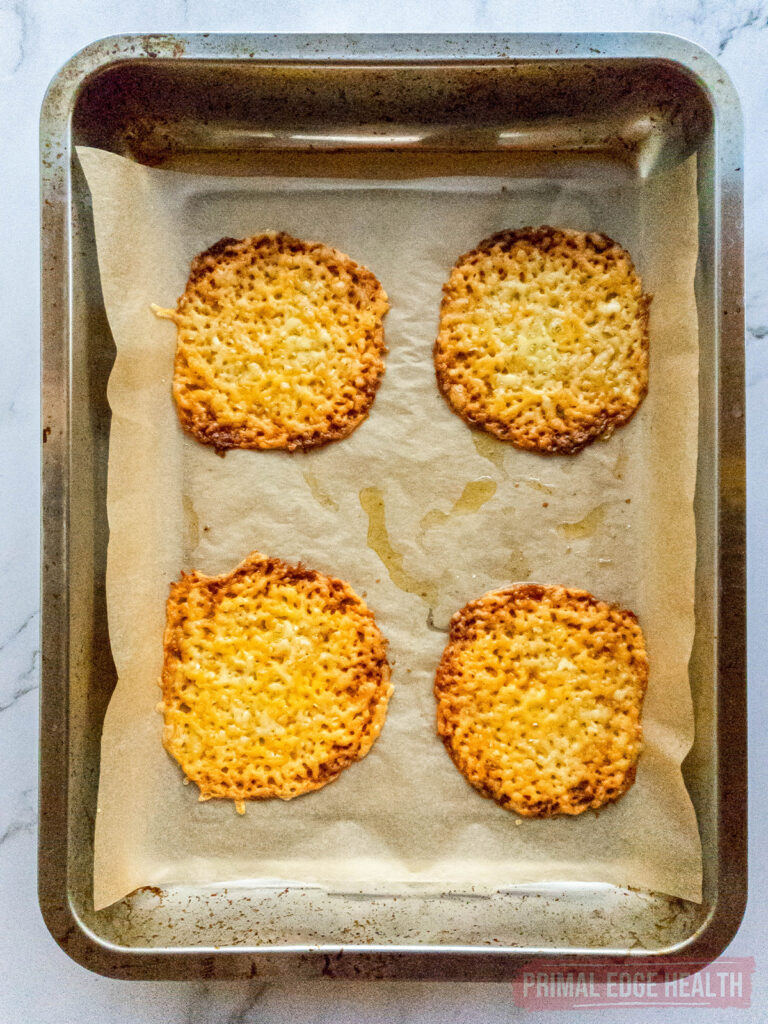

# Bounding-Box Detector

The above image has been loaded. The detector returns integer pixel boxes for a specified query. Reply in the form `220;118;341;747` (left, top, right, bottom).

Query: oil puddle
359;487;438;606
507;545;531;580
302;470;339;512
613;450;628;481
471;432;507;475
426;608;450;634
419;478;497;533
182;493;200;554
557;503;608;540
522;477;553;495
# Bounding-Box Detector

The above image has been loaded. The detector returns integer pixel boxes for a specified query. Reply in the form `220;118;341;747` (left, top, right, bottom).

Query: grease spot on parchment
557;503;609;540
359;486;437;606
303;470;339;512
471;431;507;475
182;493;200;554
419;478;497;534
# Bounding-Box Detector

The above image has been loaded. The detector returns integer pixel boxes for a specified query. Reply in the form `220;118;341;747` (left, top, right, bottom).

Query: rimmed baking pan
40;32;745;980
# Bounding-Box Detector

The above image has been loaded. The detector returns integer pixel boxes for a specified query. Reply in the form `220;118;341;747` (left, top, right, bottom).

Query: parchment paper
78;146;703;911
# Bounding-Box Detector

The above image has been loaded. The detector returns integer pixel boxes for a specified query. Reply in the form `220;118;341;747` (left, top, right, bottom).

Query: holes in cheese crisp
161;553;392;808
166;233;389;452
435;584;647;817
434;228;649;454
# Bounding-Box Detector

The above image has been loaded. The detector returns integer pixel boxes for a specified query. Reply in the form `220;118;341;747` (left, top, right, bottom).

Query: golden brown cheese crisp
434;584;648;817
154;232;389;452
160;552;392;811
434;227;650;453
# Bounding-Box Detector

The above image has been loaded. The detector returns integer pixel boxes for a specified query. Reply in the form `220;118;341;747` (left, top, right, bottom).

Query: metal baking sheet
40;32;746;980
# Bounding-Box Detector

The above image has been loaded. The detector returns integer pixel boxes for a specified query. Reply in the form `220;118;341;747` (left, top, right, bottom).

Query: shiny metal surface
40;33;745;980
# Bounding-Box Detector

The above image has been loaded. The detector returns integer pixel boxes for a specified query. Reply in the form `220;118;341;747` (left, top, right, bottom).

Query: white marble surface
1;1;765;1021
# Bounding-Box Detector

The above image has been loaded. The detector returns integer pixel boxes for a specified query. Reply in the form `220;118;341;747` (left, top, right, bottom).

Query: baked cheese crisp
435;584;648;817
160;552;392;811
434;227;650;453
154;232;389;451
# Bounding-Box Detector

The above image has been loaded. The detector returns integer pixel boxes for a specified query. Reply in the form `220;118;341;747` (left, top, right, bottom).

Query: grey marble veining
0;3;29;77
2;1;767;1021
